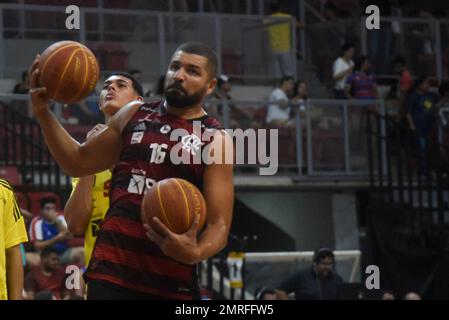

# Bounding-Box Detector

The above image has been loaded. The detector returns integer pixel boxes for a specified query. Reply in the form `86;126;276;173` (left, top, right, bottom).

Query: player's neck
166;103;206;120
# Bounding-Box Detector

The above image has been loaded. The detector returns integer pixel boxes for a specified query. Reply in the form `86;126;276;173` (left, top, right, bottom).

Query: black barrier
0;102;71;196
366;110;449;298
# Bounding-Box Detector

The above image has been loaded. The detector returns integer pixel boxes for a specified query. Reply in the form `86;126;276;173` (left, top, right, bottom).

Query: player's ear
136;96;144;102
206;78;217;95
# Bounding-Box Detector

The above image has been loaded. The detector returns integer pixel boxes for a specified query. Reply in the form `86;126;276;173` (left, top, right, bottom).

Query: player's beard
165;82;206;109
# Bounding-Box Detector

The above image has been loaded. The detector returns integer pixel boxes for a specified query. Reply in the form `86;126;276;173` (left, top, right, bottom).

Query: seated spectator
344;55;378;100
29;197;84;266
404;292;421;300
291;80;323;126
333;43;355;99
11;70;32;117
24;246;69;300
276;247;344;300
266;75;294;127
208;74;252;128
13;70;29;94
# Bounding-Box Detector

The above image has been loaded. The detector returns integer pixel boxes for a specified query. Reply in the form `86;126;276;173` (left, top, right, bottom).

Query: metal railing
0;4;298;83
0;96;72;196
367;110;449;230
207;97;386;177
360;16;449;82
1;94;387;180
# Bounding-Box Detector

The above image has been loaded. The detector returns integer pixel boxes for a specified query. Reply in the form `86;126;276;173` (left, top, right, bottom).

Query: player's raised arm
28;56;132;177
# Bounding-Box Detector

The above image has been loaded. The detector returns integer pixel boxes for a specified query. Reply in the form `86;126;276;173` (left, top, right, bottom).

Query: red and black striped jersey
84;101;222;299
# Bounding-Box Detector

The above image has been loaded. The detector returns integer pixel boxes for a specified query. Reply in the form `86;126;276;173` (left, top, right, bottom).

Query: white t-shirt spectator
333;57;354;90
266;88;290;123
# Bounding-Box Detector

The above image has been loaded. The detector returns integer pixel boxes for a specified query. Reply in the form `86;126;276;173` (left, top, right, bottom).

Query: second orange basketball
38;40;99;104
141;178;207;234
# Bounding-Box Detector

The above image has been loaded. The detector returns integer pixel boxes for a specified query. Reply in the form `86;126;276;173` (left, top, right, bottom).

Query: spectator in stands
0;178;28;300
69;89;102;125
24;246;69;300
333;42;355;99
29;197;83;266
393;55;414;121
394;55;414;98
12;70;32;117
406;76;438;174
344;55;378;100
404;291;421;300
275;247;344;300
208;74;252;128
13;71;30;94
266;75;294;127
266;2;304;79
381;289;395;300
291;80;323;126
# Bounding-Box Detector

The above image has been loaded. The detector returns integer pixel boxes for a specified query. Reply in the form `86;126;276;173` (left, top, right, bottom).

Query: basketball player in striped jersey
29;42;234;299
64;73;144;268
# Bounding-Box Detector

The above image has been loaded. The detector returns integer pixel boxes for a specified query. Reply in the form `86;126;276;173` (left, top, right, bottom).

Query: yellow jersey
0;178;28;300
267;12;292;53
71;170;111;266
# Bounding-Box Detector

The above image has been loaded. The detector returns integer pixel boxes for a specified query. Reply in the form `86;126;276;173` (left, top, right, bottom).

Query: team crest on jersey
131;132;144;144
181;134;203;156
160;124;171;134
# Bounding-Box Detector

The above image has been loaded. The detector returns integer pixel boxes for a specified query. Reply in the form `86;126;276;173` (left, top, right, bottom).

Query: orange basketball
38;40;99;104
141;178;207;234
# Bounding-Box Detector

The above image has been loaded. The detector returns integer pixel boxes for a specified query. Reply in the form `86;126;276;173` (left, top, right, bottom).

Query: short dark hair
313;247;334;264
341;42;354;55
40;246;59;259
414;76;429;89
293;79;307;97
40;197;56;209
173;42;218;79
280;75;294;86
108;72;144;96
